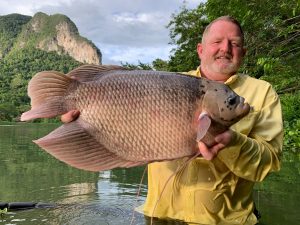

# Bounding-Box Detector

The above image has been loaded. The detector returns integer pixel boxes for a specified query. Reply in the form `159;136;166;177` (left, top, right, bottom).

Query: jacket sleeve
217;86;283;182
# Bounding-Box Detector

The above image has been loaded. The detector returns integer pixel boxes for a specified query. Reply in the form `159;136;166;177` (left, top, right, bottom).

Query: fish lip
238;96;245;105
237;101;251;117
236;97;250;111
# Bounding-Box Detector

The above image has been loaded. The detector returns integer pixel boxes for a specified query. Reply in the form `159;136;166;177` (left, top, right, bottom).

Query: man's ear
197;43;203;59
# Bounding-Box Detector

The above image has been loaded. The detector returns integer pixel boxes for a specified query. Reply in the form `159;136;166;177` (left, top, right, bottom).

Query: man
62;16;283;225
141;16;283;225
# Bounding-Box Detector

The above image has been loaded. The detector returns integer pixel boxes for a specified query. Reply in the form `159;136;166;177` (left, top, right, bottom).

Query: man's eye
232;42;241;47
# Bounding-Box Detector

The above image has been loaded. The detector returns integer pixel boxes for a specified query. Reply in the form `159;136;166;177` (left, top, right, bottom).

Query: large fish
21;65;250;171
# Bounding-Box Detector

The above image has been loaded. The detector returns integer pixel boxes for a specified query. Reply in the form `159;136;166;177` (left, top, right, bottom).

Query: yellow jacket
139;67;283;225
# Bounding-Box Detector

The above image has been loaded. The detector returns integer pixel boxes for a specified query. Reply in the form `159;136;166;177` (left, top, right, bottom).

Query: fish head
201;80;250;126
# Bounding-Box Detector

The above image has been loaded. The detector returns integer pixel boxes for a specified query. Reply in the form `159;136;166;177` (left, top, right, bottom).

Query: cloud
0;0;73;15
99;43;174;65
38;0;178;47
0;0;204;64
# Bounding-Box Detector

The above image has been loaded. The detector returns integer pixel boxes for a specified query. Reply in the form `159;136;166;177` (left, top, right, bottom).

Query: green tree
0;14;31;58
0;47;81;121
167;3;208;72
121;61;153;70
152;58;169;71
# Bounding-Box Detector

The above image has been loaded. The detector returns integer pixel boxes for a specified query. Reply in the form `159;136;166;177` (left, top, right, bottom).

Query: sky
0;0;204;65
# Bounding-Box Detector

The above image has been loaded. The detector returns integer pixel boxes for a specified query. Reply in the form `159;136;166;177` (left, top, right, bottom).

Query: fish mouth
211;97;250;125
236;97;251;115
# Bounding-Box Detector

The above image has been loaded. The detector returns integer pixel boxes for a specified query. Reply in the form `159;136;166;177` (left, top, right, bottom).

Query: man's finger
198;141;215;160
61;110;80;123
210;143;226;155
214;130;232;145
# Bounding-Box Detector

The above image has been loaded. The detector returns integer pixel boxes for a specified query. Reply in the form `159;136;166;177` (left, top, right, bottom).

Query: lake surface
0;123;299;225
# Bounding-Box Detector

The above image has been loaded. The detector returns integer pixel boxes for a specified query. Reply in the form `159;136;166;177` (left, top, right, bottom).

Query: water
0;123;299;225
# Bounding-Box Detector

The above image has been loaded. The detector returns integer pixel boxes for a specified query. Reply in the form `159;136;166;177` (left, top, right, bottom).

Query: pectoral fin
196;112;211;142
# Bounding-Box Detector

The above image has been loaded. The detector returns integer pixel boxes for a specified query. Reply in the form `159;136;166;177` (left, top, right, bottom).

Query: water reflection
0;123;147;224
0;123;299;225
0;123;99;203
253;154;300;225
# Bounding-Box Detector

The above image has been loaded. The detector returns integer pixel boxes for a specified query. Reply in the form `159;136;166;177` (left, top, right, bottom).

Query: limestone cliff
16;12;102;65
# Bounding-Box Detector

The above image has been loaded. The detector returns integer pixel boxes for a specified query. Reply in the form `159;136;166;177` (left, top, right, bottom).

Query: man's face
197;20;246;81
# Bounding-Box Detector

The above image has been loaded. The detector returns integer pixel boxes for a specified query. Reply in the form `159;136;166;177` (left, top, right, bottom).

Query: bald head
202;16;244;45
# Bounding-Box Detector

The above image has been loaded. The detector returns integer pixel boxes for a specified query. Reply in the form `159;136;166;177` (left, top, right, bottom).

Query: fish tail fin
21;71;75;121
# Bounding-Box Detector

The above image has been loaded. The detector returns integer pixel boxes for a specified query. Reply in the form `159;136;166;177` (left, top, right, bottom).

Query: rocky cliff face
56;22;101;65
15;12;102;65
36;20;102;65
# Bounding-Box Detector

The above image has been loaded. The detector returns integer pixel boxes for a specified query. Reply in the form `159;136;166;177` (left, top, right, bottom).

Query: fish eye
227;96;237;105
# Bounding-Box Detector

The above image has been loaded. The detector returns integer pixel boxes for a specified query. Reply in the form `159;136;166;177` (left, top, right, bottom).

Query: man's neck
200;67;231;83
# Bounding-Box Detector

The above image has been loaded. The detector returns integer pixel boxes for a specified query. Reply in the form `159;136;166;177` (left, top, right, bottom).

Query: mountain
0;12;102;65
0;12;102;121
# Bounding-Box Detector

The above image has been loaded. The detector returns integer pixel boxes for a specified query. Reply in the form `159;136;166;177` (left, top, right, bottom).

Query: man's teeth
217;56;230;59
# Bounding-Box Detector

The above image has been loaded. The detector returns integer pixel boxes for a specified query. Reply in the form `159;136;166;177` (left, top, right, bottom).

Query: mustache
215;53;232;60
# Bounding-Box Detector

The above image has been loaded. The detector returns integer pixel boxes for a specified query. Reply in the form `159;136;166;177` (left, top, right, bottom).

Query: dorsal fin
66;64;128;82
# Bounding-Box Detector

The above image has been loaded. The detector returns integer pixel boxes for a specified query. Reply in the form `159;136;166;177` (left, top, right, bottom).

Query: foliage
167;3;208;72
152;58;169;71
283;119;300;153
122;59;169;71
0;14;31;58
0;47;81;121
121;61;153;70
280;91;300;153
280;92;300;122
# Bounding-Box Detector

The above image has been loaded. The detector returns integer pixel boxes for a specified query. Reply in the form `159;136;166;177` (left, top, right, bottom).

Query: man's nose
220;40;231;52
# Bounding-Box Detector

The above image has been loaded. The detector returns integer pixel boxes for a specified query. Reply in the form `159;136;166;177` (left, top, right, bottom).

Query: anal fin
34;120;144;171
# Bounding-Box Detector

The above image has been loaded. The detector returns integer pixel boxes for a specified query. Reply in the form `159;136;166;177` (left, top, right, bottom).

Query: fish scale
66;72;197;161
21;65;250;171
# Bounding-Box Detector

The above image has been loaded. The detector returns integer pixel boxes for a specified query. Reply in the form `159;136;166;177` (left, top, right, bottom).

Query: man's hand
61;110;80;123
198;130;233;160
